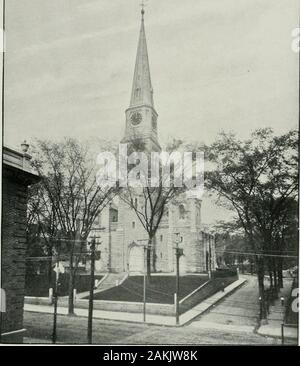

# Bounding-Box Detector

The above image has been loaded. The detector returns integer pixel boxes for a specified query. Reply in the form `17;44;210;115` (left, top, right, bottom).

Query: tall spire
129;8;154;108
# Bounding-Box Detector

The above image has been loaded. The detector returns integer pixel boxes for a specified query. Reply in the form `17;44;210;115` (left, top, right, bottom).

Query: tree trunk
152;236;157;273
250;260;254;275
48;258;53;288
146;238;152;283
269;270;273;289
273;257;278;299
257;258;267;320
278;258;284;288
68;252;75;315
273;270;278;291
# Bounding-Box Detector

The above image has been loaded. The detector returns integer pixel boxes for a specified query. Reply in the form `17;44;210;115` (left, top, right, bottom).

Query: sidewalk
24;278;246;327
181;278;246;325
256;279;298;340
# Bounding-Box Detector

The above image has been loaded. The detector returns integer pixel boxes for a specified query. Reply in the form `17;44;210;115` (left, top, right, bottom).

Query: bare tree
120;138;201;281
206;128;298;319
31;138;118;314
26;183;60;285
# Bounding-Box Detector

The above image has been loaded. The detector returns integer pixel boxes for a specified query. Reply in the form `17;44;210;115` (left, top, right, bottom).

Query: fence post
49;288;53;304
73;289;77;304
281;323;284;345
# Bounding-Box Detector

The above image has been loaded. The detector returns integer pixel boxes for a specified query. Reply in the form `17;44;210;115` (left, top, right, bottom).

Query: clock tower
122;9;161;152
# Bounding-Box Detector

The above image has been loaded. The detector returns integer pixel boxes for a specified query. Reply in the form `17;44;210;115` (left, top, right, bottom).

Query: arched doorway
128;244;144;273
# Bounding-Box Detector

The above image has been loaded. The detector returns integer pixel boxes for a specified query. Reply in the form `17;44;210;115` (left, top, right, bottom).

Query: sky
1;0;299;224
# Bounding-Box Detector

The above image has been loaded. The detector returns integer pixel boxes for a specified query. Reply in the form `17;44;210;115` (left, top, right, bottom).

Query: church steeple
123;8;160;152
130;9;154;108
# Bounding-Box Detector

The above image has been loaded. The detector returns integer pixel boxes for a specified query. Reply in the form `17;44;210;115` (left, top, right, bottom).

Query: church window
110;208;118;223
160;235;163;242
180;236;183;243
132;221;135;229
134;198;138;209
179;204;186;220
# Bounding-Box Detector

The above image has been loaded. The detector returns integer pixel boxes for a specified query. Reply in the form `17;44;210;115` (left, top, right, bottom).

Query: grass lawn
91;275;209;304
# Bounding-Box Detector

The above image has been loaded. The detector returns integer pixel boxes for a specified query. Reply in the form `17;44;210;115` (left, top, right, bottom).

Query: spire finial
140;0;147;19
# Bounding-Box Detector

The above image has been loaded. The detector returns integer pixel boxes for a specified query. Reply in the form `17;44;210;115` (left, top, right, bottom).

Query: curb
255;328;298;341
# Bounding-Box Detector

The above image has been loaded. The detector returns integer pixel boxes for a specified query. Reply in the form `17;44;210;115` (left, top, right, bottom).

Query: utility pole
87;228;104;344
174;233;183;325
87;236;96;344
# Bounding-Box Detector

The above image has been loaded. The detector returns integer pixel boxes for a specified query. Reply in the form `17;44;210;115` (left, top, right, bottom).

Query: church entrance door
129;246;144;273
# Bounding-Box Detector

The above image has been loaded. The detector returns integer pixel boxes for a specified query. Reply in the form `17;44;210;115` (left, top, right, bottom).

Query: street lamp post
174;233;183;325
138;239;150;323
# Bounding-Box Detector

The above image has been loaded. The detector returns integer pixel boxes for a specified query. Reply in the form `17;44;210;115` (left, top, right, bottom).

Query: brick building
90;10;217;275
1;144;40;343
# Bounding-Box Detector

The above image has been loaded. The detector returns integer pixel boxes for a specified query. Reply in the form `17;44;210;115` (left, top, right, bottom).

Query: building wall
94;195;215;274
1;170;29;343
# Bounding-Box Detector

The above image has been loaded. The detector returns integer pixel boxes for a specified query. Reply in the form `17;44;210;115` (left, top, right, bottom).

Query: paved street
21;275;297;345
23;311;279;345
190;275;260;332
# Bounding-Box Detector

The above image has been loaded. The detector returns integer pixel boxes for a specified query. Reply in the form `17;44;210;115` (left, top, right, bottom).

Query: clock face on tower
130;112;142;126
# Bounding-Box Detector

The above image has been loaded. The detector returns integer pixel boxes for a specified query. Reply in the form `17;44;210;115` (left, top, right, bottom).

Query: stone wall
25;296;175;316
94;195;216;275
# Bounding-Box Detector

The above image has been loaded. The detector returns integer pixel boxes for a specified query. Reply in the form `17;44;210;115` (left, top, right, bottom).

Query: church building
92;9;216;275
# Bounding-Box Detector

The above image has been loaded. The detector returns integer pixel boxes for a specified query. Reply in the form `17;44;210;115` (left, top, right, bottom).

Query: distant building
91;10;217;274
1;144;40;343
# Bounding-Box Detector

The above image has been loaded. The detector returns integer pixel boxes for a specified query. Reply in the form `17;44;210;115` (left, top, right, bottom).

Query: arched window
179;204;185;220
110;208;118;223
